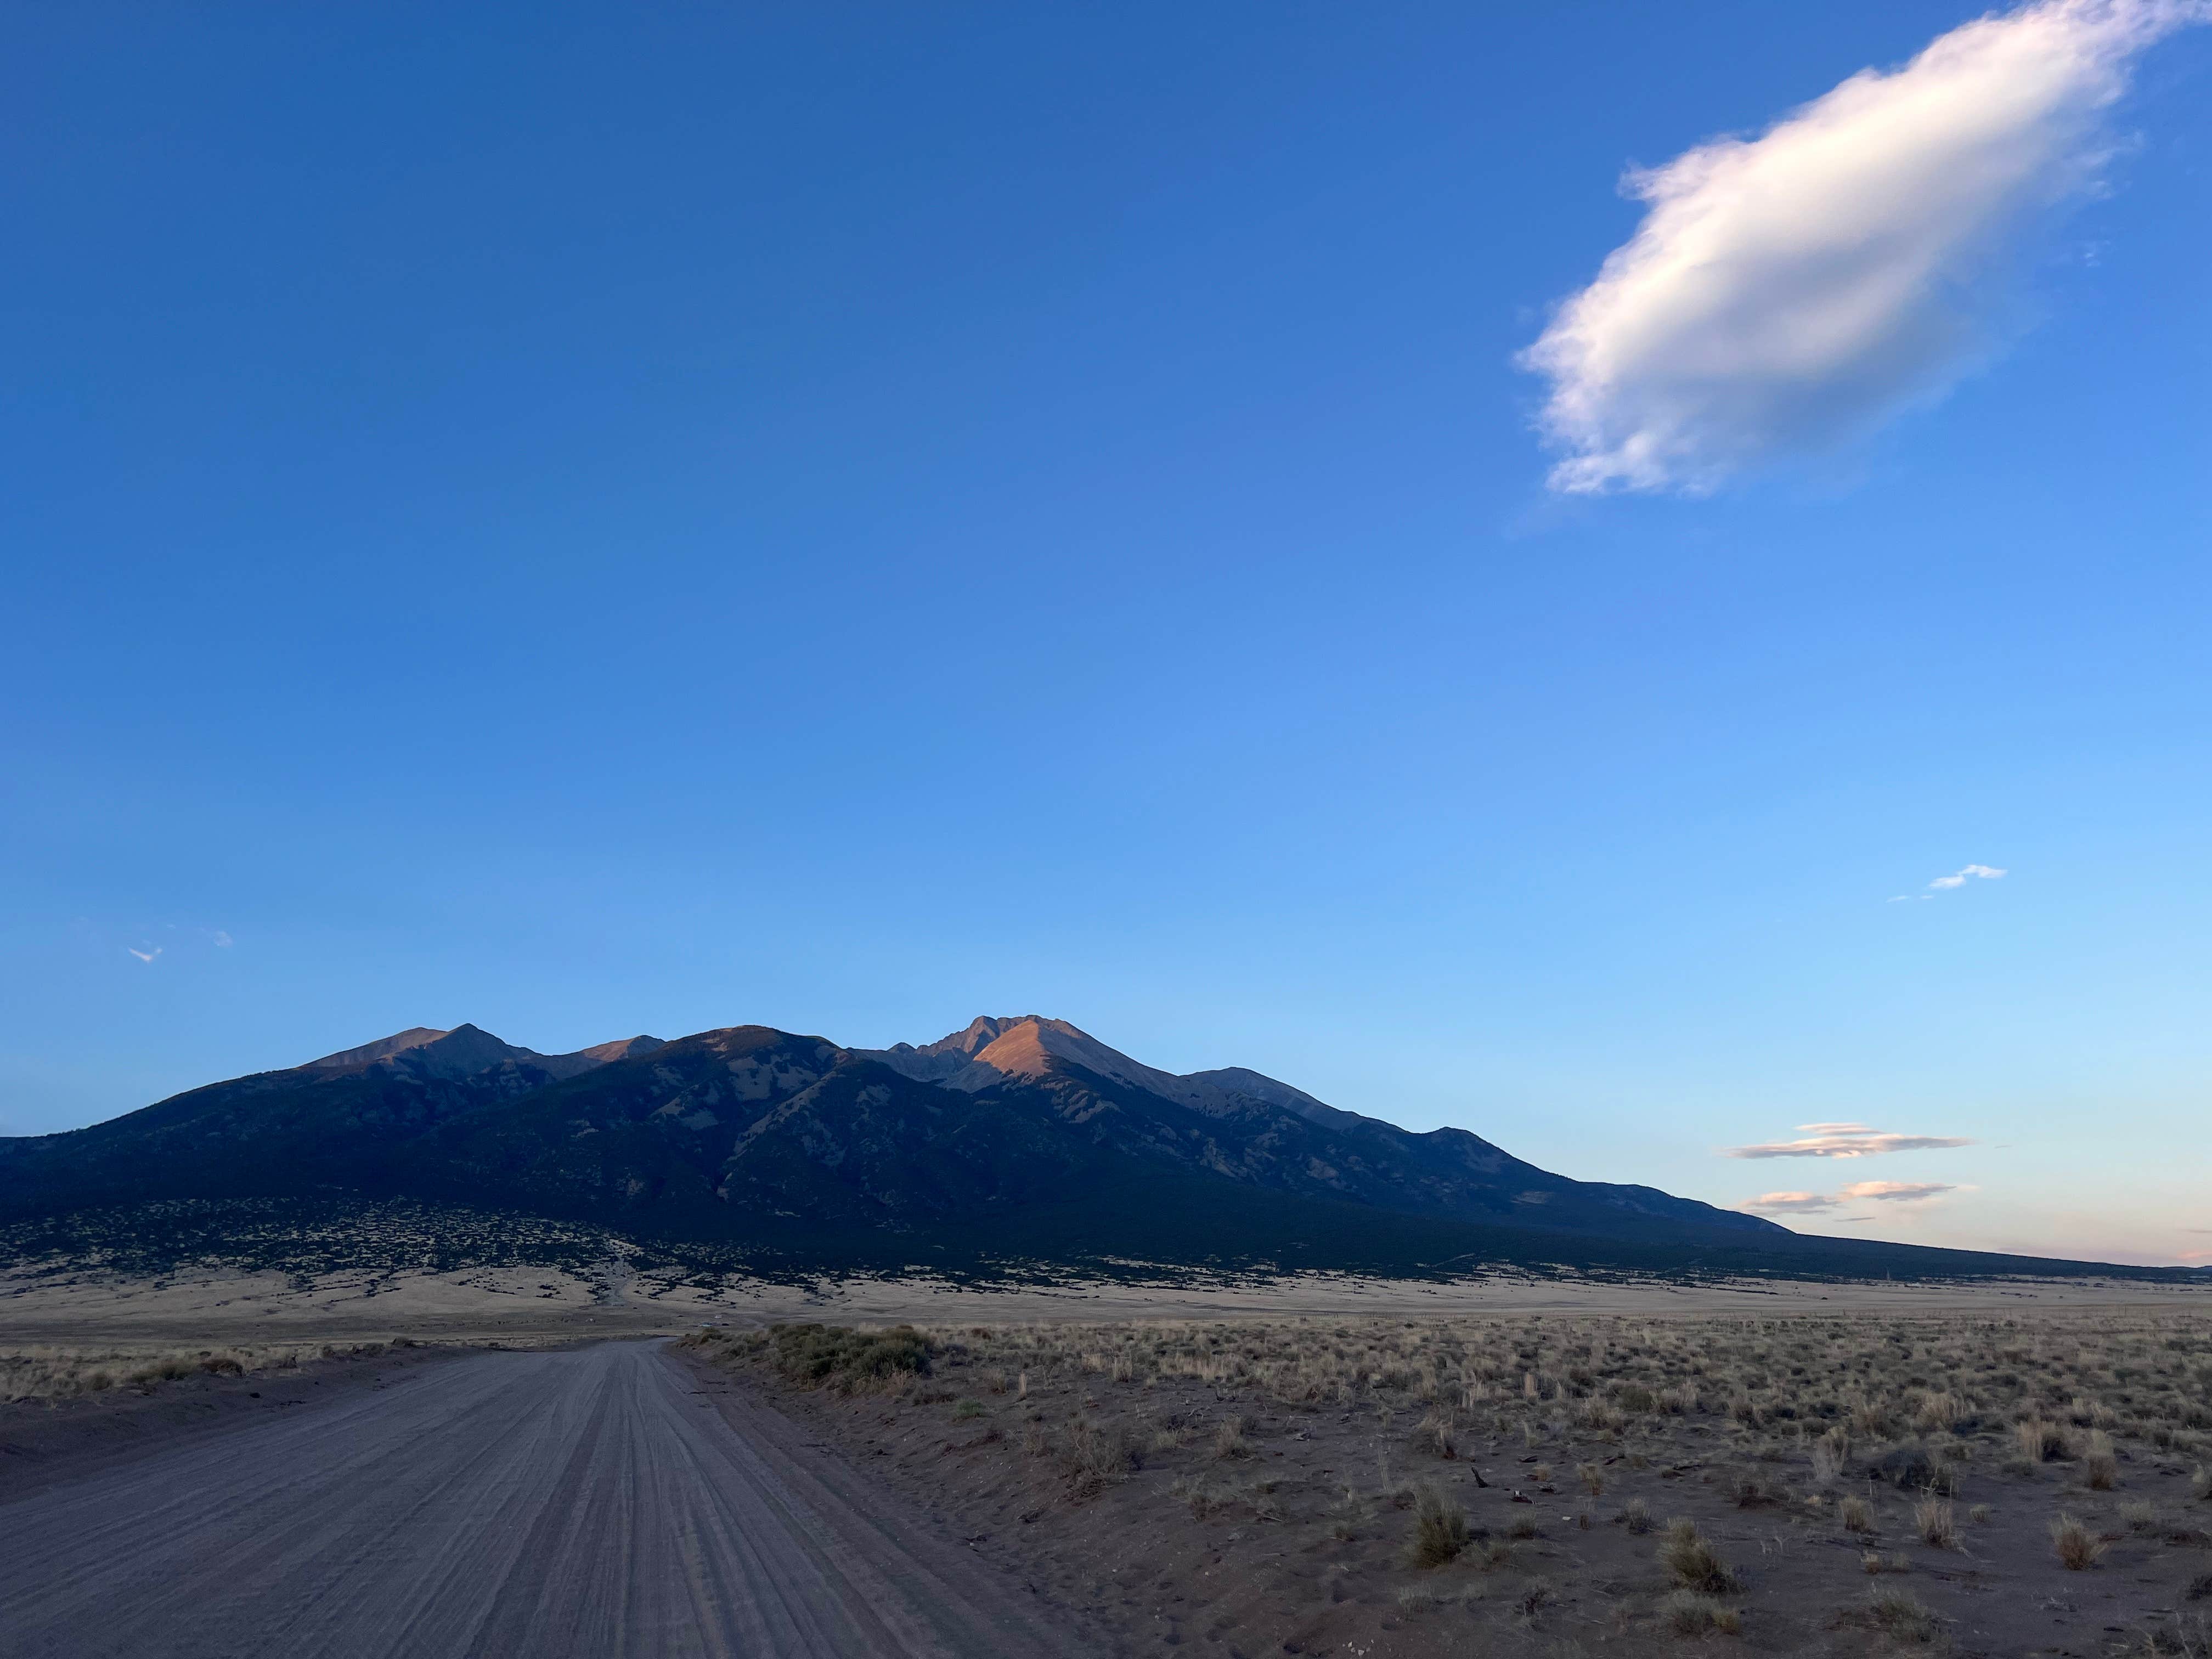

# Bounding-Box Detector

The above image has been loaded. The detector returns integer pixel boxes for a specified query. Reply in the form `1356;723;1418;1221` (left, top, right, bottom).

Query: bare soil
0;1339;476;1500
688;1307;2212;1658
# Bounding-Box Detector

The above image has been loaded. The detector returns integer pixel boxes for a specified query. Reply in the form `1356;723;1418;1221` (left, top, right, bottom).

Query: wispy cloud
1929;864;2007;890
1889;864;2008;901
1742;1180;1963;1215
210;929;233;948
1839;1180;1960;1202
1740;1190;1838;1214
126;945;162;963
1520;0;2207;494
1724;1122;1973;1160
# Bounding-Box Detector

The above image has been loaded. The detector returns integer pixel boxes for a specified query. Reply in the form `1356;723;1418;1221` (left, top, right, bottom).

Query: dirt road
0;1340;1086;1658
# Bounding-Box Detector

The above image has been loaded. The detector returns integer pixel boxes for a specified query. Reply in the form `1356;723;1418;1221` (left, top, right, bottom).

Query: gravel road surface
0;1340;1082;1658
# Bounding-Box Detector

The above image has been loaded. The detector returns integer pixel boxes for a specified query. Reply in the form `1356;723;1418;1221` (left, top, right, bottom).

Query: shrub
1172;1476;1220;1520
1063;1416;1136;1493
1876;1446;1937;1490
1913;1497;1957;1550
1812;1427;1849;1485
1419;1408;1457;1460
1866;1587;1940;1643
1841;1495;1875;1534
1661;1519;1742;1594
1663;1590;1741;1635
1730;1472;1779;1509
2083;1431;2119;1491
2051;1513;2106;1571
1406;1482;1472;1568
2017;1419;2067;1463
764;1323;933;1393
1623;1497;1654;1534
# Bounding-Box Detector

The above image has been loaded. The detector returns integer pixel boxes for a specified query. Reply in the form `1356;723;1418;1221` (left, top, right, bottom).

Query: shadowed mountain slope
0;1014;2170;1282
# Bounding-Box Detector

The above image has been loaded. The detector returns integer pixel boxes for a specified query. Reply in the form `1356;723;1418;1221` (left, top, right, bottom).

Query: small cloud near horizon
1725;1122;1973;1159
1739;1190;1835;1214
126;945;161;963
1742;1180;1963;1215
1519;0;2208;494
1839;1180;1961;1202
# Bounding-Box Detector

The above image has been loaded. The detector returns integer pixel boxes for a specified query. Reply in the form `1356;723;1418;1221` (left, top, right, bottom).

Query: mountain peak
915;1015;1062;1059
303;1028;450;1070
577;1035;666;1064
878;1015;1237;1114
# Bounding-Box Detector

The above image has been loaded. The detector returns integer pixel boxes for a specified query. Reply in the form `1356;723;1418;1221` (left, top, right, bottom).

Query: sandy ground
6;1260;2207;1348
1;1339;1095;1659
695;1311;2212;1658
7;1266;2208;1656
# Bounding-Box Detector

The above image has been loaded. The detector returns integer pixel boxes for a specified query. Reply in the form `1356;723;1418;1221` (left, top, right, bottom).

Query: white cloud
1893;863;2007;899
1741;1190;1839;1214
1740;1179;1965;1216
1928;862;2007;889
1838;1180;1961;1201
210;930;234;947
126;946;161;963
1520;0;2207;494
1725;1122;1973;1159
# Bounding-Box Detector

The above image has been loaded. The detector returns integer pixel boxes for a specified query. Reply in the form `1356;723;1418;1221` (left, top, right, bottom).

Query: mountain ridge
4;1011;2157;1284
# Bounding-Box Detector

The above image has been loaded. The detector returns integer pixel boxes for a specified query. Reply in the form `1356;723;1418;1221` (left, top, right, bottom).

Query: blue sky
4;3;2207;1266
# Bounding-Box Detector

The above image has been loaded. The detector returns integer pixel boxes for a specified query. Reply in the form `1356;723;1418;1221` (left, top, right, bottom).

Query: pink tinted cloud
1724;1122;1973;1159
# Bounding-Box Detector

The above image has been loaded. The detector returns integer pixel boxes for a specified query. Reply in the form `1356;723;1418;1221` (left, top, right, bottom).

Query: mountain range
0;1015;2162;1282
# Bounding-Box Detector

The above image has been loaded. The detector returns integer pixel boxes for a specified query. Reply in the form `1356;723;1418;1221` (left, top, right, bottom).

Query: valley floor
5;1255;2207;1351
689;1304;2212;1658
6;1277;2211;1656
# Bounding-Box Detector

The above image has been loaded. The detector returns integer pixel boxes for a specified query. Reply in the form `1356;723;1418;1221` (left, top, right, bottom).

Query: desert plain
5;1263;2211;1656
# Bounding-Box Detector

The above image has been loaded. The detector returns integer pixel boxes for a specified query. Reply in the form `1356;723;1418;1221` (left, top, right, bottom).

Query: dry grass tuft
0;1342;341;1403
1405;1481;1472;1568
2051;1512;2107;1571
1660;1517;1742;1594
1063;1415;1136;1493
1841;1494;1875;1534
1418;1407;1457;1460
2084;1430;2120;1491
1662;1589;1742;1635
1913;1497;1957;1550
1865;1586;1941;1643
